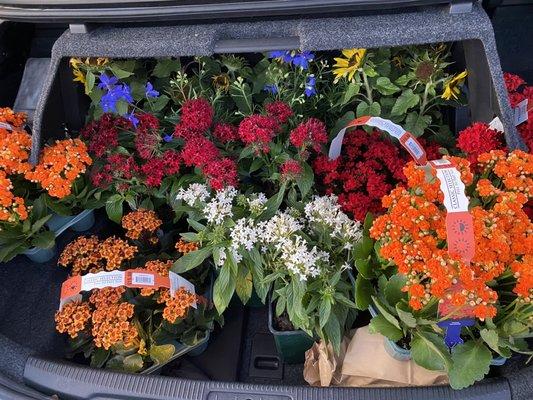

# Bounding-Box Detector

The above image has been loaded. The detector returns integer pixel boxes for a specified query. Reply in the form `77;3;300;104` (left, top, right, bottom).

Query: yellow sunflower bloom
333;48;366;82
72;69;86;84
69;57;82;69
442;70;468;100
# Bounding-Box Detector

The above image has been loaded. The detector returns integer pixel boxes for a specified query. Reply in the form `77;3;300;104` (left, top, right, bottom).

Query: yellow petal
342;49;357;58
347;67;357;82
333;58;349;67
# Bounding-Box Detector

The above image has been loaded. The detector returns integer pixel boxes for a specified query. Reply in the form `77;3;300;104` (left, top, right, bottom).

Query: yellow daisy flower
333;48;366;82
72;69;86;84
69;57;82;69
442;70;468;100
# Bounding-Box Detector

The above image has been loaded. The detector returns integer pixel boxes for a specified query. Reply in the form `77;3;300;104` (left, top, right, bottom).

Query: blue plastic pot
23;244;57;263
368;304;507;365
46;209;95;234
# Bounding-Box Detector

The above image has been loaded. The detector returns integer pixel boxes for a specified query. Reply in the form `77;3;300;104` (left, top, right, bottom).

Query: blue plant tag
438;318;475;349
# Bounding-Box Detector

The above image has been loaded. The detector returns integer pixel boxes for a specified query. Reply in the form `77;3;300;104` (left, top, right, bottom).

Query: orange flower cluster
55;301;92;338
0;108;26;128
511;255;533;302
0;170;28;222
175;239;199;254
160;287;197;324
25;138;92;199
121;209;162;243
0;128;32;175
58;235;137;275
91;300;138;350
140;260;173;296
371;151;533;320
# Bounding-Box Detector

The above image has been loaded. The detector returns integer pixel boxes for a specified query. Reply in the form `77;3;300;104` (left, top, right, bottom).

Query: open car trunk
0;1;532;399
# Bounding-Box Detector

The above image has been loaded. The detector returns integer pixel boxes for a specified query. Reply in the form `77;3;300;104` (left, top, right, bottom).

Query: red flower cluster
135;114;160;159
289;118;328;154
238;114;280;154
456;122;506;167
504;72;533;151
265;101;293;124
212;123;239;143
313;129;407;221
173;98;214;140
80;114;131;157
202;158;238;190
280;159;303;181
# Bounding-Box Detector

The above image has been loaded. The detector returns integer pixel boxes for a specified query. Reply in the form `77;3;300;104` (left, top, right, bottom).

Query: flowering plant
503;72;533;151
359;151;533;389
54;228;219;372
259;195;363;352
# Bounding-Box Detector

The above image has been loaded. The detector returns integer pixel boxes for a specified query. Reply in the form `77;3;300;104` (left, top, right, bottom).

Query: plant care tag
0;121;13;130
59;269;196;310
513;98;529;126
169;271;197;309
437;319;475;348
328;115;427;165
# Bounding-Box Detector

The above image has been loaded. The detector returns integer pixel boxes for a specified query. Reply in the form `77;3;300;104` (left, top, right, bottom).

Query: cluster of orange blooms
121;209;162;243
140;259;173;296
175;239;199;254
59;235;138;275
159;287;198;324
55;301;92;339
25;138;92;199
370;151;533;320
0;109;31;222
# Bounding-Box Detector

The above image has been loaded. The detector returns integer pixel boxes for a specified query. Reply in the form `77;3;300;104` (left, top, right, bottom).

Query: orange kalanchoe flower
175;239;199;254
25;138;92;199
91;302;138;350
0;170;28;222
0;128;32;175
140;260;173;297
160;287;197;324
98;236;138;270
55;301;92;339
58;235;102;275
0;107;26;129
121;209;162;243
371;150;533;320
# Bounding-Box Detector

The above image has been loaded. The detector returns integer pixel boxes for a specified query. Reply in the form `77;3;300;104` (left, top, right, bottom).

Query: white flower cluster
231;218;259;252
247;193;267;215
203;186;237;225
304;195;362;242
278;236;329;280
175;183;210;206
259;211;303;247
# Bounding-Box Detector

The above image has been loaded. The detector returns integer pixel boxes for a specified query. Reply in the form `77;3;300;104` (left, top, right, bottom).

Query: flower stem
361;70;373;105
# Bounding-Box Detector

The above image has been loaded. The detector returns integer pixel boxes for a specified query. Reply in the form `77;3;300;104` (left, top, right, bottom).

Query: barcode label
131;273;155;286
404;137;425;159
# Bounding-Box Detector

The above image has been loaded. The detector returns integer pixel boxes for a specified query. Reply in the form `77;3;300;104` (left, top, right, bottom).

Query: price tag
329;115;427;165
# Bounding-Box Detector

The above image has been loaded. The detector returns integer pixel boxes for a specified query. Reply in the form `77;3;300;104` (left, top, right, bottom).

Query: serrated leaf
448;341;492;389
149;344;175;365
368;314;404;342
391;89;420;116
356;101;381;118
371;296;401;329
172;247;212;274
384;274;407;306
404;112;431;137
32;230;56;249
396;305;417;328
149;94;170;112
123;354;144;373
411;331;451;371
153;58;181;78
105;196;123;224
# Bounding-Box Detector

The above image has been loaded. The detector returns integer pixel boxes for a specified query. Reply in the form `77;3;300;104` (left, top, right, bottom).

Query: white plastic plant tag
0;122;13;130
81;270;126;290
488;116;504;132
513;98;529;126
328;126;347;160
169;271;197;308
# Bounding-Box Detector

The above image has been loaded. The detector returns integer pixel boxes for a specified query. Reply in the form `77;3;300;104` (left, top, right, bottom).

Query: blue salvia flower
263;83;279;95
269;50;288;59
292;51;315;70
125;111;139;128
163;134;173;143
97;73;119;90
145;82;160;98
119;84;134;103
304;74;317;97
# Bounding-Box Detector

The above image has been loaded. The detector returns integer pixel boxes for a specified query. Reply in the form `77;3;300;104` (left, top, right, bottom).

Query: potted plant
357;150;533;389
257;195;363;363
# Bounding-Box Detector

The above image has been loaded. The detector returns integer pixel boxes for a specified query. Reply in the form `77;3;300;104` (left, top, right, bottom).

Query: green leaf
363;212;374;233
356;101;381;118
149;95;170;112
105;196;124;224
368;314;403;342
90;348;111;368
331;111;355;139
395;75;409;86
213;257;236;314
84;70;95;95
371;296;400;329
341;82;361;105
109;66;134;79
172;247;212;274
187;218;206;232
31;230;56;249
323;312;341;354
404;112;431;137
259;185;286;220
30;215;52;234
115;100;129;116
235;267;253;305
480;328;506;357
395;305;417;328
318;298;332;329
354;275;374;310
149;344;175;365
375;77;400;95
354;258;373;279
391;89;420;116
448;341;492;389
153;58;181;78
296;162;314;199
353;236;373;260
384;274;407;306
229;77;253;115
123;354;144;373
44;194;72;216
411;331;451;371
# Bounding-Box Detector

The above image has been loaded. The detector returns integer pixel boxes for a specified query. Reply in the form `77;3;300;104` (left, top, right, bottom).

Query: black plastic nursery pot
1;2;532;400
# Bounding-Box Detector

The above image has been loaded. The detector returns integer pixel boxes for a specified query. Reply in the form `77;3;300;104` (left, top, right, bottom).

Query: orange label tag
124;269;171;289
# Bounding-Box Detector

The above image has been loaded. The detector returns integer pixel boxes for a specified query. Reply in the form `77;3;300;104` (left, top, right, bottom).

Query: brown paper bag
304;326;448;387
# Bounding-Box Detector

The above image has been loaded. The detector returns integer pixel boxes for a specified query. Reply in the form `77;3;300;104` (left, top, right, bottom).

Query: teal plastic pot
46;209;95;234
23;243;57;263
368;305;508;365
268;298;315;364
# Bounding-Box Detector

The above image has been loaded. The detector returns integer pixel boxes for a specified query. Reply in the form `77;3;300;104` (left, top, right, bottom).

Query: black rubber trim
0;0;453;23
23;356;512;400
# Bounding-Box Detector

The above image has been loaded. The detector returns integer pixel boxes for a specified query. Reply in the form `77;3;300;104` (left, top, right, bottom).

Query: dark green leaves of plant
448;341;491;390
354;275;373;310
368;314;403;342
172;247;212;274
411;331;451;371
